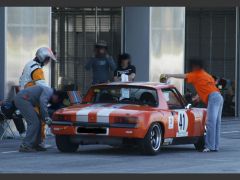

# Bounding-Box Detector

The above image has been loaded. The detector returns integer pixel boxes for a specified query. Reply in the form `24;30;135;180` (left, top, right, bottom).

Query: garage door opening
51;7;122;93
185;8;236;117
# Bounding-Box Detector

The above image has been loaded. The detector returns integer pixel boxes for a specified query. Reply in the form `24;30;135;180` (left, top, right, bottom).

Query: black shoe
34;144;47;151
19;144;36;152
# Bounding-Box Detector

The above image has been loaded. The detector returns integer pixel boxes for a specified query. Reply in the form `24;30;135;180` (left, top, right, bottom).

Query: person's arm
128;73;136;81
107;57;116;71
85;58;93;70
113;69;120;82
39;87;53;121
128;65;136;81
114;76;120;82
165;74;187;79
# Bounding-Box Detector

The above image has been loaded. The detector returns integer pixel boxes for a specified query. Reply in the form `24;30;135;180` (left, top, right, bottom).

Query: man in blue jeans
163;59;224;152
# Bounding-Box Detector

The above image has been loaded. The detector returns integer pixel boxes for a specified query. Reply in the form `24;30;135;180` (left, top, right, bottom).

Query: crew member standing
19;47;56;89
114;53;136;82
19;47;56;146
163;59;223;152
85;40;116;84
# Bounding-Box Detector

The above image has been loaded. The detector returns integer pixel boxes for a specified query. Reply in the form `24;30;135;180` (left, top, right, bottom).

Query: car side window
162;88;184;109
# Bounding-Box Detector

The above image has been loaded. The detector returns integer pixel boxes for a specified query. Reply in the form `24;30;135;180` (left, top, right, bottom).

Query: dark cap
95;40;108;49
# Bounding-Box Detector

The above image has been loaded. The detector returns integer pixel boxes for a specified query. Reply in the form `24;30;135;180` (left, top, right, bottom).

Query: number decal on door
176;111;189;137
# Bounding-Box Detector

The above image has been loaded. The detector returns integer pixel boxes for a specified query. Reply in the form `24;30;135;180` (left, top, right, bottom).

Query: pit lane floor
0;118;239;173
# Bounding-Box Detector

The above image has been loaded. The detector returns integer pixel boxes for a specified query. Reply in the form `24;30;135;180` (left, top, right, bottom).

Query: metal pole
209;12;213;73
224;15;227;78
95;7;98;42
235;7;239;117
121;7;125;53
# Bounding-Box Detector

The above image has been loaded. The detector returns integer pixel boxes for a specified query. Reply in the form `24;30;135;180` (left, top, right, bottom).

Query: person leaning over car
14;85;63;152
114;53;136;82
162;59;223;153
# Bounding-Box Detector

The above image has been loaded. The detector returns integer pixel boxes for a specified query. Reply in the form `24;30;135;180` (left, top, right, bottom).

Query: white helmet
35;47;56;63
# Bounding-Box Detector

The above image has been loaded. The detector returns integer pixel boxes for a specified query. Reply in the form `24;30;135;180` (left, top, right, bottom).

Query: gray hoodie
15;85;53;120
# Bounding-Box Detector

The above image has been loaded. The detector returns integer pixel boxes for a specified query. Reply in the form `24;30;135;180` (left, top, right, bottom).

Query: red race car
51;82;207;155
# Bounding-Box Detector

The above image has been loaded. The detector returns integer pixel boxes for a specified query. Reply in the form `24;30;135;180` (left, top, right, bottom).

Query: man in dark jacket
85;40;116;84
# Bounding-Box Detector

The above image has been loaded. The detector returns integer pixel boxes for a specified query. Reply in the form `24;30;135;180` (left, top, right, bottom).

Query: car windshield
87;86;158;107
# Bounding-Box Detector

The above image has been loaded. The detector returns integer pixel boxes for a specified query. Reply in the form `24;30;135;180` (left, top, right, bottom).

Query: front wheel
55;135;79;153
140;123;162;155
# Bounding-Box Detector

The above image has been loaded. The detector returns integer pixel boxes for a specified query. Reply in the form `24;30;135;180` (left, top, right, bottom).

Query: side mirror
185;103;192;110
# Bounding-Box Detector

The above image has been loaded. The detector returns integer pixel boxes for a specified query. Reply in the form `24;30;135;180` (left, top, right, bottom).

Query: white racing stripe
76;104;107;122
97;104;127;123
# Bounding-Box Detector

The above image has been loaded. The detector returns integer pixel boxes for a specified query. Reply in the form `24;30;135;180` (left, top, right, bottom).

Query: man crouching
14;85;63;152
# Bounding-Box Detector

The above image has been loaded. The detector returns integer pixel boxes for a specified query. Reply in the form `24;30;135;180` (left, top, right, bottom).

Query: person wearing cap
85;40;116;84
19;47;56;147
162;59;223;152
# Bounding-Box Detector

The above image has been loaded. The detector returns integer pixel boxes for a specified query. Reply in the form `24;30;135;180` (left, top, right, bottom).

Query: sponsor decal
176;110;189;137
168;116;174;129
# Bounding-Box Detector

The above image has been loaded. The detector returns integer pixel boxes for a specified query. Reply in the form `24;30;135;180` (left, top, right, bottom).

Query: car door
162;88;196;138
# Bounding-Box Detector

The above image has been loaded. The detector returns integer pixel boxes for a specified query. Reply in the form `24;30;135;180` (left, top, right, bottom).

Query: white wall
4;7;51;98
124;7;185;92
150;7;186;92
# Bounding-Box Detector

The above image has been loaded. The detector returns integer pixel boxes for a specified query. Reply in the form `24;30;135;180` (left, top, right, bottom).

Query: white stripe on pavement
1;151;18;154
221;130;240;134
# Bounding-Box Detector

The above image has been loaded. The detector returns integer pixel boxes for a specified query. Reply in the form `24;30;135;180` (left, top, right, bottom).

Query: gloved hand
45;117;52;126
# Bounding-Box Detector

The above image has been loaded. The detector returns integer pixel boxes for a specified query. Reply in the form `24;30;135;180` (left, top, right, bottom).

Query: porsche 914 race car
51;82;207;155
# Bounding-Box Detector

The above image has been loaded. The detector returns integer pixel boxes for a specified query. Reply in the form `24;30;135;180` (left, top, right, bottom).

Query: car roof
94;82;175;89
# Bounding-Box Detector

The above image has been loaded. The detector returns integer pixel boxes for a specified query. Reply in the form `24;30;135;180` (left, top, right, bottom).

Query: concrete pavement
0;118;239;173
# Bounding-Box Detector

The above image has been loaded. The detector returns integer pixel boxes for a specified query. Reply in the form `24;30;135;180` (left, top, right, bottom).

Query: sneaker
33;144;47;151
19;144;36;152
202;148;211;152
202;148;218;152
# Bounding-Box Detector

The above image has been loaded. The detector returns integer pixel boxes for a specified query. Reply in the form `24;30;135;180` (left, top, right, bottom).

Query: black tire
140;123;162;155
194;136;205;151
55;135;79;153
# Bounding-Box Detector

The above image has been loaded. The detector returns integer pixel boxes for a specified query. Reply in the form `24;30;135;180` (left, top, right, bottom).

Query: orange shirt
186;70;219;104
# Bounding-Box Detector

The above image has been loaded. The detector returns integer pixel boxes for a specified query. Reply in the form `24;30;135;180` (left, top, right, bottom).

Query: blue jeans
205;92;224;151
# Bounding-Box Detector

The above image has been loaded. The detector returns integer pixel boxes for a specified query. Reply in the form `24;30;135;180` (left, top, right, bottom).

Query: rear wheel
140;123;162;155
55;135;79;153
194;136;205;151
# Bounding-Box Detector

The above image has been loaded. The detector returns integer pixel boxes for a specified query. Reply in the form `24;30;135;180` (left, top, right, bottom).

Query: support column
124;7;150;81
235;7;240;117
0;7;5;100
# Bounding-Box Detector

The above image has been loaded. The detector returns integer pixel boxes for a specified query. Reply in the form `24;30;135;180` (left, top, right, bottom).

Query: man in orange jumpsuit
19;47;56;148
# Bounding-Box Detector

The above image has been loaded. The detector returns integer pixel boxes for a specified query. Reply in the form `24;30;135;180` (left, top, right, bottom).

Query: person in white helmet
19;47;56;89
18;47;56;147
